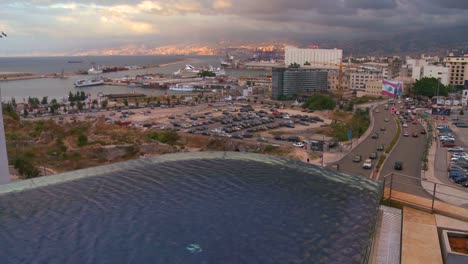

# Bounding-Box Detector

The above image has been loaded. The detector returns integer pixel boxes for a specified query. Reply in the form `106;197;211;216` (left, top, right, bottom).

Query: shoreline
0;58;196;82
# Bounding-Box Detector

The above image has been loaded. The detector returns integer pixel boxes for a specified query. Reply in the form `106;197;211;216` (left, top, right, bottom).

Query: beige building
364;80;383;97
285;46;342;68
445;54;468;86
327;70;350;92
350;71;383;91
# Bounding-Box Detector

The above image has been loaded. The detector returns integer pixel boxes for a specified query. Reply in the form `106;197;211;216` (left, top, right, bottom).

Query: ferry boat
74;78;105;87
168;84;197;92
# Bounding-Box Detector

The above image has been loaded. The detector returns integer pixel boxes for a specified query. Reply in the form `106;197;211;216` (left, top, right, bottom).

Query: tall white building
423;65;449;86
0;99;9;184
405;58;428;80
285;46;342;69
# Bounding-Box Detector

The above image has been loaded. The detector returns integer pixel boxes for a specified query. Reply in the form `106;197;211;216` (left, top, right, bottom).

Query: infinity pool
0;152;382;263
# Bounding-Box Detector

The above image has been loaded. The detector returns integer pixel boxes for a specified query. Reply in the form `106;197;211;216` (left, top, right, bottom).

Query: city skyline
0;0;468;56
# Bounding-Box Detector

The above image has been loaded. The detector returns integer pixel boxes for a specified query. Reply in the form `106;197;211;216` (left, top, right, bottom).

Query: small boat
67;60;83;63
74;78;104;87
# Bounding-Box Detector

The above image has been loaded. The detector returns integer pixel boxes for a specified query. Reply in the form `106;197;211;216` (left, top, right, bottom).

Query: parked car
377;144;385;151
412;132;419;138
353;155;362;163
442;142;456;148
403;131;409;137
293;142;304;148
394;161;403;170
369;152;378;160
402;123;408;128
256;137;268;142
448;146;465;152
420;129;426;134
380;127;386;131
384;118;389;122
362;159;372;169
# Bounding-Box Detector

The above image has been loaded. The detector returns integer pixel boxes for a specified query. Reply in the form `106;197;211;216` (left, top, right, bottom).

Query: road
334;104;397;177
378;107;428;198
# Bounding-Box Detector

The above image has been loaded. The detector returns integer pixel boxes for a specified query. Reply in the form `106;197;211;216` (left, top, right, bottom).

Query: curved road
378;106;428;198
334;104;397;178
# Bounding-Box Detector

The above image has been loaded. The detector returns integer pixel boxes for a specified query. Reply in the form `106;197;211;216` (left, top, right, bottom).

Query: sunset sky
0;0;467;56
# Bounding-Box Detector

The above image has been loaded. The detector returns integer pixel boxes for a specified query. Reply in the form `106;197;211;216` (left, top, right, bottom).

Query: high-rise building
285;46;342;68
445;54;468;87
0;98;9;184
272;67;328;100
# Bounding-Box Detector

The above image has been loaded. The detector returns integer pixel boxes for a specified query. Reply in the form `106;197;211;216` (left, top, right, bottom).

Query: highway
378;106;428;198
334;104;397;178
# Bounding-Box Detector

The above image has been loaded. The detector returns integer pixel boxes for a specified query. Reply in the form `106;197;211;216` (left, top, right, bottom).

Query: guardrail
382;172;468;220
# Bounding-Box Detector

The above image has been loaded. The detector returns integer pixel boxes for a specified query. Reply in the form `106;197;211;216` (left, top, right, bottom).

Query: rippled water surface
0;153;381;264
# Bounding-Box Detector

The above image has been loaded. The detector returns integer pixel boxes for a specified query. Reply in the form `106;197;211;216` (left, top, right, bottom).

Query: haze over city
1;0;468;56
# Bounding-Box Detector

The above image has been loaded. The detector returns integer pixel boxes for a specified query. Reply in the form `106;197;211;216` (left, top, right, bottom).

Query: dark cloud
344;0;397;9
429;0;468;9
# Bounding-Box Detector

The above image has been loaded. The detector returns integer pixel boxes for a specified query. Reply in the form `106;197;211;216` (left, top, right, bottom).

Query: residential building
350;70;383;91
285;46;342;68
364;80;383;97
327;70;350;92
272;67;328;100
387;57;402;78
423;65;449;86
445;54;468;87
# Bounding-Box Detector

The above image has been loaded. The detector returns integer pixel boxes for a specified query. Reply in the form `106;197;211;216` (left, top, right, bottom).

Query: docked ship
173;64;202;78
74;78;105;87
208;65;226;77
168;84;198;92
88;66;103;75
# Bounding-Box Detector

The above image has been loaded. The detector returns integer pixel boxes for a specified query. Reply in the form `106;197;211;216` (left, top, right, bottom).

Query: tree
13;157;40;179
304;61;311;66
23;107;29;117
77;101;83;110
124;99;129;107
411;77;448;98
303;94;336;110
101;100;108;109
460;109;464;116
77;134;88;146
92;99;98;108
41;96;48;105
289;62;301;68
68;91;75;101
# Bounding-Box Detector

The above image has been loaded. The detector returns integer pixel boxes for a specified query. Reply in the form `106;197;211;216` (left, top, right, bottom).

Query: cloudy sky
0;0;467;55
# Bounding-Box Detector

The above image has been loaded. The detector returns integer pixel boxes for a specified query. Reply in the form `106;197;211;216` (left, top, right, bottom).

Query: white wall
423;65;449;86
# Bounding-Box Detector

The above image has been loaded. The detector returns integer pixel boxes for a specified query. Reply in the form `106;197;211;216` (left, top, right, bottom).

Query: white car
448;146;464;152
362;159;372;169
402;123;408;128
293;142;304;148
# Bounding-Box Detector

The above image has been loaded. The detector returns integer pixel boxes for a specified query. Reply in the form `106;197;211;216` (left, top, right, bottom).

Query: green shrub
77;134;88;146
303;94;336;110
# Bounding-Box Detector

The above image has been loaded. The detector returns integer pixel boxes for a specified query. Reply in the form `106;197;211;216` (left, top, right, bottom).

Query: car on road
420;129;426;134
353;155;362;163
402;123;408;128
287;136;301;142
256;137;268;142
371;133;379;139
375;109;380;113
412;132;419;138
362;159;372;169
293;142;304;148
394;161;403;170
403;131;409;137
377;144;385;151
448;146;465;152
384;118;389;122
380;127;386;131
369;152;378;160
